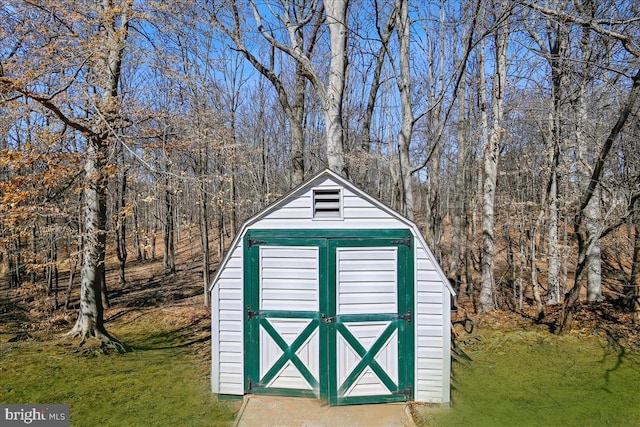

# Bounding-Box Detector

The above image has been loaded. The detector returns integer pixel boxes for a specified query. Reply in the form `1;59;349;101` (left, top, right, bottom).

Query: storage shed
210;169;453;406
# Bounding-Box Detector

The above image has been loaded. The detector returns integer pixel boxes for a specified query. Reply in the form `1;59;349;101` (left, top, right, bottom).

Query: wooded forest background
1;0;639;343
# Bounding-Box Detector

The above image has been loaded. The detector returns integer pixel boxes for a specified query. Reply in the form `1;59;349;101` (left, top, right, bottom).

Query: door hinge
396;310;412;323
247;307;263;319
391;236;412;248
247;238;266;248
320;314;336;323
393;385;412;398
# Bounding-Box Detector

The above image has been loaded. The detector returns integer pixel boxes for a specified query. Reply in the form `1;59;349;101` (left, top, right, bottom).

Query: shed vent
313;189;342;218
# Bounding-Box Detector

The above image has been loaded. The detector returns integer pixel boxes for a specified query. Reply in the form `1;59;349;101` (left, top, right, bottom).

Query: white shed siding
253;183;404;231
260;247;319;311
211;170;452;403
211;243;244;395
336;247;398;315
414;239;449;403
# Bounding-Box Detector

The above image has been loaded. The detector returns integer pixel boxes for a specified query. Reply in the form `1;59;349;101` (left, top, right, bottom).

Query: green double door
243;229;414;406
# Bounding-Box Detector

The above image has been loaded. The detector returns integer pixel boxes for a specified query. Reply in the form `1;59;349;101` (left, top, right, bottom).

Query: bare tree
394;0;414;219
248;0;349;176
633;204;640;325
523;1;570;305
350;1;398;186
211;1;323;185
1;0;135;347
520;0;640;328
480;0;511;313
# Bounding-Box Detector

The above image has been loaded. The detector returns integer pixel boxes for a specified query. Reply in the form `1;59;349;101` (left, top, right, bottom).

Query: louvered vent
313;189;342;218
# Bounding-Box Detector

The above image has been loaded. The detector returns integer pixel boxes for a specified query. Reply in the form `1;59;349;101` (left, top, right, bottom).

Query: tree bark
575;17;602;303
163;173;176;276
68;136;112;343
546;26;564;304
324;0;349;177
451;62;469;285
199;180;211;308
115;149;128;288
395;0;414;220
480;0;510;313
632;209;640;326
585;187;602;302
425;2;446;258
291;66;307;186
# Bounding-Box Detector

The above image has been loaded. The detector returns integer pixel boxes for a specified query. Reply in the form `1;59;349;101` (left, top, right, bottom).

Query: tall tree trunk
451;66;468;284
200;181;211;308
396;0;414;220
198;137;211;307
563;68;640;330
585;187;602;302
546;29;563;303
67;0;133;349
115;150;128;288
480;0;510;313
632;208;640;326
425;2;446;258
524;0;567;305
163;173;176;276
68;136;115;344
133;201;143;261
291;65;306;186
324;0;349;177
478;37;493;312
546;115;561;304
575;18;602;302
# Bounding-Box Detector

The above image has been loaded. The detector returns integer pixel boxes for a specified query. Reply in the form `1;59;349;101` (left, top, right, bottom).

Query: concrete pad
234;395;416;427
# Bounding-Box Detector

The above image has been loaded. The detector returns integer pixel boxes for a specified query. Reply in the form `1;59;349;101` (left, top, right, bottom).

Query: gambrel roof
209;168;453;294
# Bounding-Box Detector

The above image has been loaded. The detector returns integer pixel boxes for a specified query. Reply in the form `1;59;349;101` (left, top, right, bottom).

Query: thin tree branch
518;1;640;58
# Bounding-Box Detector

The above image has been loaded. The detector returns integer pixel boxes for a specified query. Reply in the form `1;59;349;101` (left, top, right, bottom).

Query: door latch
320;314;336;323
247;306;263;319
396;310;412;323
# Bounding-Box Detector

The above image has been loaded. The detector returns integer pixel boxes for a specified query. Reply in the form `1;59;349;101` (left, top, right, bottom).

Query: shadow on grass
107;270;202;309
107;308;211;352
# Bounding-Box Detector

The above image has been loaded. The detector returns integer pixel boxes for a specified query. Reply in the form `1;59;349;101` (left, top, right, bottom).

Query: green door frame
243;229;414;405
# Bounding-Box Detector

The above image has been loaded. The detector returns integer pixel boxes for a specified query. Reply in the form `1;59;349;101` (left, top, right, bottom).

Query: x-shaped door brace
258;317;320;391
336;320;399;396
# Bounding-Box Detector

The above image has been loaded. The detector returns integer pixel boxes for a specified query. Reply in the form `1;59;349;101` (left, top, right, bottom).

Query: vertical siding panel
442;284;451;404
414;239;447;403
214;244;244;396
210;280;219;394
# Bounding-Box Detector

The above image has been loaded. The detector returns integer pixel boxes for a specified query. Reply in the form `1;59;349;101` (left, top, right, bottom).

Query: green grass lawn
421;329;640;427
3;309;639;427
0;309;235;427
